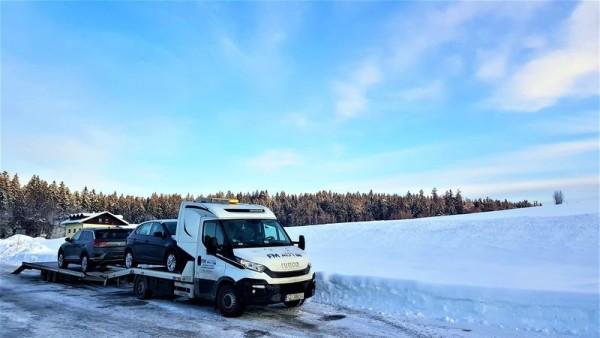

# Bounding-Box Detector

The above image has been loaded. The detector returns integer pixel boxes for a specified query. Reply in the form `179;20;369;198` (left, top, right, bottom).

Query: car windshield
164;221;177;235
221;219;292;248
95;229;129;240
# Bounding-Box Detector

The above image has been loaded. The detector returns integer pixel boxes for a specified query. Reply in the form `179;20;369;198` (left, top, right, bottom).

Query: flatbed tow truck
11;199;316;317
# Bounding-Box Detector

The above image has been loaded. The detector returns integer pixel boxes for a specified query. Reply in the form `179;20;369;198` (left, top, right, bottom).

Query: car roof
88;227;130;232
139;219;177;225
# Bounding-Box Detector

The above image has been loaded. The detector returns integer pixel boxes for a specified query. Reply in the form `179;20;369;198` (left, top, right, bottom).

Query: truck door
196;220;227;296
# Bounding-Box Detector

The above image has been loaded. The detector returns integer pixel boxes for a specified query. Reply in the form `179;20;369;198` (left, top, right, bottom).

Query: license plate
285;293;304;301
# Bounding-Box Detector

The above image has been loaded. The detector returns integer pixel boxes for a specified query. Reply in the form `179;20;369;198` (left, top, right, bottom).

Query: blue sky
1;1;598;204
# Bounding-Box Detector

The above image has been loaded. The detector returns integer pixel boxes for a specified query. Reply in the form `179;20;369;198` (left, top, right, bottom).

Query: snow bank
0;235;63;266
313;273;598;337
287;200;599;336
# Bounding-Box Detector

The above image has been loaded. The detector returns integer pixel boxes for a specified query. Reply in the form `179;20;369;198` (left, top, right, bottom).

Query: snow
0;235;63;266
1;200;598;337
286;200;600;337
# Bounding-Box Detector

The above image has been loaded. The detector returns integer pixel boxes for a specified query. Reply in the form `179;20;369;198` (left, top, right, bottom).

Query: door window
151;222;165;237
203;221;225;247
80;231;93;241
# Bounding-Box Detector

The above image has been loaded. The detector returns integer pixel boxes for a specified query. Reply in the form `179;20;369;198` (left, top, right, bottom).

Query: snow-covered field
286;200;599;337
1;200;598;337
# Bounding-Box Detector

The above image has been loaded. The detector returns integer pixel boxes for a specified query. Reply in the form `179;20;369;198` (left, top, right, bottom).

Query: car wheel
283;299;304;308
125;250;137;269
80;254;93;273
217;284;243;317
58;251;68;269
134;276;151;299
166;251;178;272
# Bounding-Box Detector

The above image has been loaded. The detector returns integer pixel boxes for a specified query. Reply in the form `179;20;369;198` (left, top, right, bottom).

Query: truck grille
263;266;310;278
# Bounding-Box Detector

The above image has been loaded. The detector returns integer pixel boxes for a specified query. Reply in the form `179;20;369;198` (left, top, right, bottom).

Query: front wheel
283;300;304;308
217;284;243;317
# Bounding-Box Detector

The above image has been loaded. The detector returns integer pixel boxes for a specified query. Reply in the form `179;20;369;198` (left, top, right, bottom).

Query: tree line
0;171;539;238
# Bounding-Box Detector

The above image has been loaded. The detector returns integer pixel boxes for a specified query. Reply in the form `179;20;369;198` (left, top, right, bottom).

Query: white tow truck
13;199;315;317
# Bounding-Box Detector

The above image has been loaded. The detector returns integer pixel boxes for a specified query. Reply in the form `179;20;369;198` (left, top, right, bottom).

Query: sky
1;1;598;204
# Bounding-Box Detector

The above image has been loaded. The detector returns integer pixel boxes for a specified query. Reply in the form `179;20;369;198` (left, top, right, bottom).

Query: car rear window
164;221;177;235
95;229;130;240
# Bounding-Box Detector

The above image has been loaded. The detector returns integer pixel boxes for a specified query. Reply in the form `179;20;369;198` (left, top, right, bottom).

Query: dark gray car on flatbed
57;228;130;272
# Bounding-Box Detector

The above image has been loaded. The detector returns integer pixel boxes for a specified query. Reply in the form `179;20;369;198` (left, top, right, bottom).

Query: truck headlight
236;258;266;272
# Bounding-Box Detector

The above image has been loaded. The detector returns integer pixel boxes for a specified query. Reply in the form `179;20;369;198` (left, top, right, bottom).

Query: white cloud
493;1;600;112
397;80;444;101
246;149;303;172
476;49;510;82
334;60;381;120
329;138;599;200
459;175;598;197
530;111;599;136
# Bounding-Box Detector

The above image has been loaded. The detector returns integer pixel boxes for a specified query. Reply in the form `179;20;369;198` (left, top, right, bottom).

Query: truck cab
175;199;315;316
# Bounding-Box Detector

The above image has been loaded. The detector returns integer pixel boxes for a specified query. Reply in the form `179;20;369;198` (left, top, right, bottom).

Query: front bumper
236;273;316;305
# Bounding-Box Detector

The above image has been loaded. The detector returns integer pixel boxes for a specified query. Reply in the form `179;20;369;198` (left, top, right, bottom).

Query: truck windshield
221;219;292;248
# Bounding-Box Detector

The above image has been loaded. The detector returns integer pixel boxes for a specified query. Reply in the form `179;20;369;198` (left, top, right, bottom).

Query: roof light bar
198;198;239;205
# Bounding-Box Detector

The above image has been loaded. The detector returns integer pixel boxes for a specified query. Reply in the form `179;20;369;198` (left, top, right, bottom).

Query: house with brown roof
60;212;129;237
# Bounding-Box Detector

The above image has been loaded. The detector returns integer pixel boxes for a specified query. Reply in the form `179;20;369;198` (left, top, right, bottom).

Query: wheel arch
214;277;236;300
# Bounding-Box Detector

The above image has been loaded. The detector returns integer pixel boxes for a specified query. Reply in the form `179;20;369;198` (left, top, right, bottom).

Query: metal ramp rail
12;261;191;286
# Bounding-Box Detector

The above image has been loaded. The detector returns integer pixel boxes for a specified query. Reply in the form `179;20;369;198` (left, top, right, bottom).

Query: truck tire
284;300;304;308
125;250;137;269
58;251;68;269
217;284;243;317
134;276;151;299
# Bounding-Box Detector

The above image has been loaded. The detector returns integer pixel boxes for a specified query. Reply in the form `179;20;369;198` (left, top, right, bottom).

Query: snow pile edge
312;272;599;337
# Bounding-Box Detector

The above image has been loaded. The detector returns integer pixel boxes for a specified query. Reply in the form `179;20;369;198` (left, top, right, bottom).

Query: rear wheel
134;276;151;299
284;299;304;308
125;250;137;269
165;251;178;272
216;284;243;317
58;251;68;269
80;254;94;273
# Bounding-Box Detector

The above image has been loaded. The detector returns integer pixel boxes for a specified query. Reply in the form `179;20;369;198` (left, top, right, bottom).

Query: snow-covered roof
60;211;129;225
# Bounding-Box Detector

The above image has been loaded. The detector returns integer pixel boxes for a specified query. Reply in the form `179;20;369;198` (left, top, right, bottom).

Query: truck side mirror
206;237;218;255
298;235;305;250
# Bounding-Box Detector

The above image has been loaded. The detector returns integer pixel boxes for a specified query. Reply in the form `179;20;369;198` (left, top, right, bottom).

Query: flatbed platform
12;261;191;286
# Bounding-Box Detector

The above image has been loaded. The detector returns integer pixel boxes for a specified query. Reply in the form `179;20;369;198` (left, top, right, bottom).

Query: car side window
151;222;165;237
80;231;92;241
71;230;82;241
